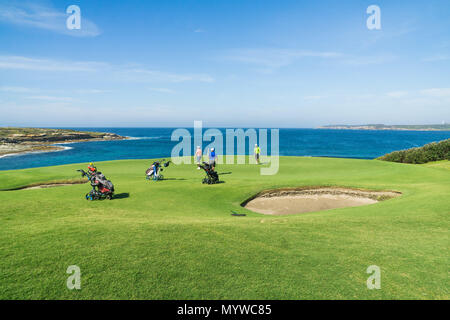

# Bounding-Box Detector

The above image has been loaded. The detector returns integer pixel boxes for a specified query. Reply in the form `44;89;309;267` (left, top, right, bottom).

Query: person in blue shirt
209;148;216;170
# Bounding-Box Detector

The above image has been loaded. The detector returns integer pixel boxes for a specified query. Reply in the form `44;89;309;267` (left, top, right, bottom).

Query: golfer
254;144;261;164
209;148;216;170
195;146;202;169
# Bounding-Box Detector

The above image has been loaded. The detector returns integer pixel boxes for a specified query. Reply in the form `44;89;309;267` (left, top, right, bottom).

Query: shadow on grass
113;193;130;199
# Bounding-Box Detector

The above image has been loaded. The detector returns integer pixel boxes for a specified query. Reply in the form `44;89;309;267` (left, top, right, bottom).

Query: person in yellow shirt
254;144;261;164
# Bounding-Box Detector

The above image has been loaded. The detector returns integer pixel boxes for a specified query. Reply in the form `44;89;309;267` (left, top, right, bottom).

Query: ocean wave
126;136;164;140
57;146;74;152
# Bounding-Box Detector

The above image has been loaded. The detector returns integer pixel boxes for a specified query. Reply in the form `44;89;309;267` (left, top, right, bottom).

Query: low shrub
378;139;450;164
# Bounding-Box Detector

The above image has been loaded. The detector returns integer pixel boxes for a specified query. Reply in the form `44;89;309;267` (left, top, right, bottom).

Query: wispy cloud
387;91;408;98
342;54;396;66
76;89;111;94
422;54;450;62
0;86;39;93
0;56;106;72
120;68;214;83
26;95;73;102
420;88;450;97
0;86;113;96
362;22;417;48
303;95;323;101
149;88;176;94
219;48;342;72
0;55;214;83
219;48;396;71
0;2;101;37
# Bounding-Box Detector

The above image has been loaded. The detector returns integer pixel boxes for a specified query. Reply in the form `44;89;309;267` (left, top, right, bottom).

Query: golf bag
199;162;219;184
78;169;114;200
146;159;171;181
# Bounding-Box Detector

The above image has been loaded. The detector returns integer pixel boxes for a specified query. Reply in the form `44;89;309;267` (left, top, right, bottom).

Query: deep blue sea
1;128;449;171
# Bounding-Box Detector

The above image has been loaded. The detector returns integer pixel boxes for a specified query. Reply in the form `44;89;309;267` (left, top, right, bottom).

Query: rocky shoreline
0;128;127;157
318;124;450;131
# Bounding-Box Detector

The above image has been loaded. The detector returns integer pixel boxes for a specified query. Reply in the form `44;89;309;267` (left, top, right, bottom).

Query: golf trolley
146;159;171;181
199;162;220;184
78;169;114;200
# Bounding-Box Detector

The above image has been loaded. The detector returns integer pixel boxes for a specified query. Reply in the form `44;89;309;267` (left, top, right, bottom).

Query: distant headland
0;127;127;157
318;124;450;131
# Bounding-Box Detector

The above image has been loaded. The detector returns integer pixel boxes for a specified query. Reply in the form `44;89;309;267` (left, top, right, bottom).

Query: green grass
0;157;449;300
421;160;450;170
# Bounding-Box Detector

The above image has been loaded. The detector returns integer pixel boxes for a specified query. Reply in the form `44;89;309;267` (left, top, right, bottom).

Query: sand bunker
9;180;87;191
21;183;81;190
243;187;401;215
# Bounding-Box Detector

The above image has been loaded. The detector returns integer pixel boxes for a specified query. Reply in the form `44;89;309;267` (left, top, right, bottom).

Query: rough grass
421;160;450;170
0;157;449;299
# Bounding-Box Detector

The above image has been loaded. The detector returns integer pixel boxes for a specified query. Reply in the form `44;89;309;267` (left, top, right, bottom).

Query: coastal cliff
0;127;126;157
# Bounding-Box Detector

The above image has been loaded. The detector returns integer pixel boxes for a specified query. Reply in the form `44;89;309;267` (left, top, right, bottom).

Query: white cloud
387;91;408;98
303;95;323;101
422;54;450;62
362;23;417;48
0;86;38;93
120;68;214;83
342;54;396;66
0;55;214;83
0;2;101;37
219;48;397;71
0;56;106;72
420;88;450;97
149;88;175;94
220;48;341;71
76;89;111;94
0;86;114;96
26;95;74;102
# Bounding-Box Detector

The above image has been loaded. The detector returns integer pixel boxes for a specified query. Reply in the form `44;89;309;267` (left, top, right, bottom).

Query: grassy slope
421;160;450;170
0;157;448;299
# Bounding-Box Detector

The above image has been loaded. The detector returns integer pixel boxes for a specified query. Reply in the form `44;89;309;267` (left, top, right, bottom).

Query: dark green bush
378;139;450;164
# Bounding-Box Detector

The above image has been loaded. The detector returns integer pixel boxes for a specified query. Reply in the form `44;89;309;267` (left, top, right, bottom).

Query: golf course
0;156;448;300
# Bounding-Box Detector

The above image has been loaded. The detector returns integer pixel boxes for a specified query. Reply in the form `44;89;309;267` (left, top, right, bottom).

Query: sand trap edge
2;179;88;191
241;186;402;215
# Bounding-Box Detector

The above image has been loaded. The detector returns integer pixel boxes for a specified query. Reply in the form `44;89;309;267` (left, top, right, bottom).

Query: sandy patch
5;180;88;191
243;187;401;215
21;183;81;190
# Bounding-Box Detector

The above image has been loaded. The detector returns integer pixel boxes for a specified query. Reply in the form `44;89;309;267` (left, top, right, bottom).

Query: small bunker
242;187;401;215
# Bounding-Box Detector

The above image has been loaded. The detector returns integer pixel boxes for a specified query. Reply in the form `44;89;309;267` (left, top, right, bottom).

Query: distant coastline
0;127;127;157
317;124;450;131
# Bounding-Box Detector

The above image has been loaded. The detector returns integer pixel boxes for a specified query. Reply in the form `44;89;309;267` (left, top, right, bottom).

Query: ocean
1;127;449;170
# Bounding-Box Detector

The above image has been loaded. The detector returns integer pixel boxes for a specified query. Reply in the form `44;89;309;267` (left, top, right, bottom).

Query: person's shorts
255;154;260;159
196;156;202;163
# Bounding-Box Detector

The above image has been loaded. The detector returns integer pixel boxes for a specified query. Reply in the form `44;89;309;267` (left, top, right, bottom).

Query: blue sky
0;0;449;127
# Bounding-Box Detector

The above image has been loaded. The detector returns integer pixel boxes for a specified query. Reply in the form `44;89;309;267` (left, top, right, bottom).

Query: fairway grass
0;157;449;299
